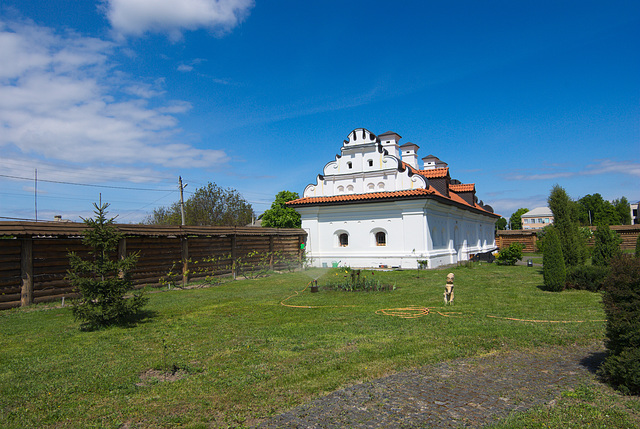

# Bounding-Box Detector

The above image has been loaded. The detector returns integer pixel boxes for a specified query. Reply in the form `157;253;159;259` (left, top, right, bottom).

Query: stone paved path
257;343;605;428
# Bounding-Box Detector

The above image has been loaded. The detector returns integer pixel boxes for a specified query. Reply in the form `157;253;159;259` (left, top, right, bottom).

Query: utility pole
179;176;187;226
34;169;38;222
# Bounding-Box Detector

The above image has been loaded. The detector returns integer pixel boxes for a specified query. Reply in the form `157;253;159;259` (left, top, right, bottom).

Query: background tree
145;182;255;226
543;227;566;292
69;203;147;330
592;224;622;267
613;197;631;225
495;217;507;231
576;194;631;226
261;191;301;228
509;208;529;230
548;185;586;266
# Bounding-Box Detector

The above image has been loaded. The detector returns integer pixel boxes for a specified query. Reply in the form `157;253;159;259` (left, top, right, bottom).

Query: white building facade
288;128;499;269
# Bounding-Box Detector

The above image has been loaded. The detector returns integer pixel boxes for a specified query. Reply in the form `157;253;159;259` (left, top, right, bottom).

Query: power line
0;173;175;192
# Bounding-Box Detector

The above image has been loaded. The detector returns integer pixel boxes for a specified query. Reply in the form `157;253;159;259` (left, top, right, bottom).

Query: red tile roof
287;186;499;217
450;183;475;192
287;188;439;205
416;167;449;178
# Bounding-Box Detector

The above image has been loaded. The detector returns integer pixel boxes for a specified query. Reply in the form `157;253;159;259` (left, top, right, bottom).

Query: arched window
347;185;354;193
368;159;373;167
339;233;349;247
367;183;375;191
347;161;353;169
375;231;386;246
337;185;344;194
377;182;385;190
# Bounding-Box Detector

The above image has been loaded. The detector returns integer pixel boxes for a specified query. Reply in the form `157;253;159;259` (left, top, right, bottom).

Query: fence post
231;234;237;280
269;235;274;271
20;237;33;307
118;237;127;279
181;237;189;287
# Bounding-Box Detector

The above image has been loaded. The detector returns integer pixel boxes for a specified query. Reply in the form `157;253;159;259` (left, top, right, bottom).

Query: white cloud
103;0;254;39
0;19;229;176
505;159;640;181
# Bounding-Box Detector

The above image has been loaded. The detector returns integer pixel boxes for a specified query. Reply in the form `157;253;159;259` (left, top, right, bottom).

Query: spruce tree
547;185;586;267
543;227;566;292
592;224;622;267
69;202;147;329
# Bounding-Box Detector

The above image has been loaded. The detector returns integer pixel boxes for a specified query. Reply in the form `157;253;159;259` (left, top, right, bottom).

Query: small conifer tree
592;224;622;267
68;202;147;329
600;256;640;395
543;227;566;291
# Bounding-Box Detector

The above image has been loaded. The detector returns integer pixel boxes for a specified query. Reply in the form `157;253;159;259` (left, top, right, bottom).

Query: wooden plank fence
496;225;640;252
0;222;306;310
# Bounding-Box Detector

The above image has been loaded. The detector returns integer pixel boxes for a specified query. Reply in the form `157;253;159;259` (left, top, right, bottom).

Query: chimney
400;142;419;169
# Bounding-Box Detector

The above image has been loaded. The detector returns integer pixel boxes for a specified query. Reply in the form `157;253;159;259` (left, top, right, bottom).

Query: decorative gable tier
290;128;499;270
303;128;428;198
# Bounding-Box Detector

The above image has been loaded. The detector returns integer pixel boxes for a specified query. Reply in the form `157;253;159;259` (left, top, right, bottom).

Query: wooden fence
0;222;306;310
496;225;640;252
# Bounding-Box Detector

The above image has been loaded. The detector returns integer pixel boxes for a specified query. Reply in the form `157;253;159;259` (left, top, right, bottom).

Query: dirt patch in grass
136;367;188;387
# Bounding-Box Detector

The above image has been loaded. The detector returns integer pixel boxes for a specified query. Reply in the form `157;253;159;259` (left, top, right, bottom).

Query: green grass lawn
0;264;613;428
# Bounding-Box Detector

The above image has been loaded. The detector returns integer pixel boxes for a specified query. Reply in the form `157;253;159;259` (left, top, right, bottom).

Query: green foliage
509;208;529;230
68;203;147;330
592;224;622;267
565;265;610;292
324;267;395;292
543;227;566;292
635;234;640;258
600;256;640;395
548;185;587;267
495;217;507;231
145;182;255;226
496;242;524;265
575;193;631;226
261;190;301;228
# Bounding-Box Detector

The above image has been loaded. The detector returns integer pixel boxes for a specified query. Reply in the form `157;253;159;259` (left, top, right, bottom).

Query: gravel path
257;343;605;428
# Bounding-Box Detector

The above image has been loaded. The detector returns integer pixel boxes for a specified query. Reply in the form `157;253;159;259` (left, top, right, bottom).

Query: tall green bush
496;242;524;265
548;185;587;266
592;224;622;267
69;203;147;330
600;256;640;395
543;227;566;291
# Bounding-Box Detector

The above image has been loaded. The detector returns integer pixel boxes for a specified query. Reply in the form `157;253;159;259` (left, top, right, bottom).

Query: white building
521;207;554;230
287;128;499;269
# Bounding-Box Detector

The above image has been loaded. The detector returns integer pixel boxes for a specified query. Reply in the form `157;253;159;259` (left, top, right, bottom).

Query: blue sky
1;1;638;223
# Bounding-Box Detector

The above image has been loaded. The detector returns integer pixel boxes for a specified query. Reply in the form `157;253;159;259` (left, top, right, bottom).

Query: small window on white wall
337;185;344;194
368;159;373;167
367;183;375;191
347;162;352;169
377;182;385;190
339;233;349;247
347;185;354;193
376;232;386;246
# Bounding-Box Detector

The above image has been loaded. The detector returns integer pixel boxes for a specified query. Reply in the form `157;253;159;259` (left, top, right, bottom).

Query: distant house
631;201;639;225
287;128;499;269
521;207;553;230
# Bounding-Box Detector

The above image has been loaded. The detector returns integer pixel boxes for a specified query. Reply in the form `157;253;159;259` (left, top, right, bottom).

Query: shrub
496;242;524;266
600;256;640;395
635;234;640;258
69;203;147;330
592;224;622;267
543;228;566;291
565;265;609;291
